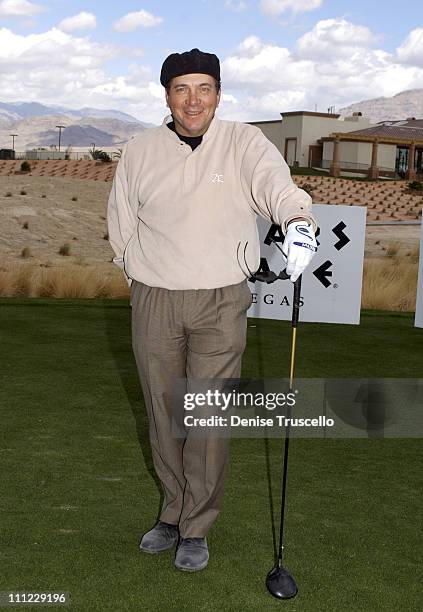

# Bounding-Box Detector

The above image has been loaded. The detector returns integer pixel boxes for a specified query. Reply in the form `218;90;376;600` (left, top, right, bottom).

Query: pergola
323;132;423;179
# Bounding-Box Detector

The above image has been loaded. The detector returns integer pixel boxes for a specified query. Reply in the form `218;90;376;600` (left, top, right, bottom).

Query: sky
0;0;422;124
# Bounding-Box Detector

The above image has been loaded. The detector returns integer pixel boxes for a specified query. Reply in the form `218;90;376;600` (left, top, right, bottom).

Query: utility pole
10;134;18;149
56;125;66;151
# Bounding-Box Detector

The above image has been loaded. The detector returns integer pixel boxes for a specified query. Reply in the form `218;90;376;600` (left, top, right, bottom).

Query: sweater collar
162;114;219;142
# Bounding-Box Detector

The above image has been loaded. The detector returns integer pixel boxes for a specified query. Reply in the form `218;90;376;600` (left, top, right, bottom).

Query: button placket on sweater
181;144;197;193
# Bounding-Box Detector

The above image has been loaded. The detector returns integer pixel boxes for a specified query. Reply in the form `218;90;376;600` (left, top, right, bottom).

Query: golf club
266;273;302;600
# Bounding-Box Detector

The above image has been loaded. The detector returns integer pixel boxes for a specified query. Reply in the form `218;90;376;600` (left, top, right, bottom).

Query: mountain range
339;89;423;123
0;101;153;150
1;88;422;150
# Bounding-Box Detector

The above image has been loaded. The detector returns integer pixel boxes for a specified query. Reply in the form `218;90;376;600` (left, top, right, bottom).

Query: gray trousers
131;279;252;538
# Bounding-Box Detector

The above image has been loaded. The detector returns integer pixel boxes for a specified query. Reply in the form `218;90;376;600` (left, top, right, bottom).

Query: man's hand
282;220;317;282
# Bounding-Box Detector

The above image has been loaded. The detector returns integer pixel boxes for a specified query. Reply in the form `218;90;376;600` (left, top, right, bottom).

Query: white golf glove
282;221;317;282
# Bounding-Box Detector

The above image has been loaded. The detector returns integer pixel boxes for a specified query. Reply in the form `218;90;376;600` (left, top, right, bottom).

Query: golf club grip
292;276;302;327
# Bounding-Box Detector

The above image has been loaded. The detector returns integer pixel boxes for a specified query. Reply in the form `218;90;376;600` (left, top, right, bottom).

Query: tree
89;147;111;163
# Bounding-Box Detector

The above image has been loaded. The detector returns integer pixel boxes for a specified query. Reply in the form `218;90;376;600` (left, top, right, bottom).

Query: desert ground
1;175;114;269
0;169;421;307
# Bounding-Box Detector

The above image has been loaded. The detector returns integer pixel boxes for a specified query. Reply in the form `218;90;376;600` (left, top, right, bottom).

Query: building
251;111;372;167
0;148;15;160
325;119;423;179
250;112;423;180
23;146;119;161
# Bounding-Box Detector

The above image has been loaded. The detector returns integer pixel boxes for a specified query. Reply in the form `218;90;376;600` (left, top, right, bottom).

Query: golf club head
266;565;298;600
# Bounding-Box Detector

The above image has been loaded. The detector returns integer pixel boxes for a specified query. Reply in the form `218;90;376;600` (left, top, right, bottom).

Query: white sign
247;204;366;324
415;213;423;328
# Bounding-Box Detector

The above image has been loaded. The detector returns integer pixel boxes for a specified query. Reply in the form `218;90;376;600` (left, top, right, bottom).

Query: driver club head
266;564;298;600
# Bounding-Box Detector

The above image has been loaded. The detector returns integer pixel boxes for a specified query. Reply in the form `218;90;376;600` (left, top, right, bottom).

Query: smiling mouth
185;111;202;116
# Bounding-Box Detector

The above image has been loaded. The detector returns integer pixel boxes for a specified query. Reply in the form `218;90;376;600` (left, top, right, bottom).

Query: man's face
165;73;220;137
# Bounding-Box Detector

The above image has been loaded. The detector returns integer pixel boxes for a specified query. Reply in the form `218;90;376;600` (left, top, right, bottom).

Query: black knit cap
160;48;220;87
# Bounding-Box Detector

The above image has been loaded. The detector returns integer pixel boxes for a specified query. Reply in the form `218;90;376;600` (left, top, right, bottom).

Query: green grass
289;166;328;176
0;299;422;611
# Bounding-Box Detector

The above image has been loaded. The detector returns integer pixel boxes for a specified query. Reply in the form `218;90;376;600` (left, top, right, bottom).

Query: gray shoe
139;521;179;554
175;537;209;572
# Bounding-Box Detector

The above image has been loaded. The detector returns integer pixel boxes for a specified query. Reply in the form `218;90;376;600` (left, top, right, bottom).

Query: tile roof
376;119;423;128
339;119;423;142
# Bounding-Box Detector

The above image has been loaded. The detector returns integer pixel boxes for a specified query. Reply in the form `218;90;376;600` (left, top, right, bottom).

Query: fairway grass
0;299;422;611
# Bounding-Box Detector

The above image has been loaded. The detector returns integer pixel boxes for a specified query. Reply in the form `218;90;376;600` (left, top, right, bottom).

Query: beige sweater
107;114;316;289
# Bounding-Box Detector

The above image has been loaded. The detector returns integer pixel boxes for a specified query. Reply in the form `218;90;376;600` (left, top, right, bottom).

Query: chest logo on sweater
211;173;224;183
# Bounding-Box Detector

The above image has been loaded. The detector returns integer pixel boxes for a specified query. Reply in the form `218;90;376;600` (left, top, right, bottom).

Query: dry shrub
0;265;129;299
32;265;130;299
386;241;401;257
106;273;130;299
408;244;420;264
35;269;57;297
362;259;418;311
21;247;31;258
34;266;100;298
59;243;71;256
0;269;15;296
2;260;416;309
14;265;35;296
299;183;314;196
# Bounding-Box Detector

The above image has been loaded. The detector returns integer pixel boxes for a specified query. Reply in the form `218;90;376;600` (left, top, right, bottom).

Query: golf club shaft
277;275;302;566
289;328;297;390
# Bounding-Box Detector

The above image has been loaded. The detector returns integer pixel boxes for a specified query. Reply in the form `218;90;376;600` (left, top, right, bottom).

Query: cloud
236;35;264;57
224;0;248;12
0;26;117;100
223;38;313;92
260;0;322;16
220;89;306;122
219;29;423;121
0;26;166;124
113;9;162;32
57;12;97;33
0;27;116;67
295;18;375;61
396;28;423;68
128;47;145;58
1;20;422;127
0;0;44;17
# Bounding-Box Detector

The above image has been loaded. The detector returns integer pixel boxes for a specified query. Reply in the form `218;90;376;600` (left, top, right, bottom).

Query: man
107;48;317;572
